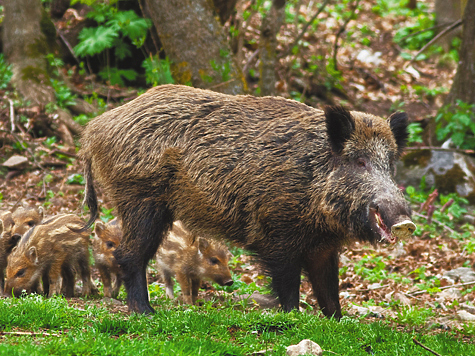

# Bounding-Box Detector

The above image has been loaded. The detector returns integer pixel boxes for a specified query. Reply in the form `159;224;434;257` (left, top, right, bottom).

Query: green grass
0;294;474;355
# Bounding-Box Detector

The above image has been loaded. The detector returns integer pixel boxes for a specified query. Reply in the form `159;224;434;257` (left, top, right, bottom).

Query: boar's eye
209;257;219;265
27;221;35;227
356;158;367;168
106;241;115;249
15;268;26;278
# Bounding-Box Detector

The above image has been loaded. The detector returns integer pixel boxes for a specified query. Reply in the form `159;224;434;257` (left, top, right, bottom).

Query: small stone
443;267;475;283
2;155;29;169
286;339;323;356
457;310;475;322
351;304;370;316
394;292;412;306
438;287;462;301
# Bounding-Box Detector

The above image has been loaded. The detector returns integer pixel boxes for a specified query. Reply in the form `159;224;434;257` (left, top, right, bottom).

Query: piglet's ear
198;237;209;254
27;246;38;265
324;106;355;154
95;221;105;237
387;112;409;158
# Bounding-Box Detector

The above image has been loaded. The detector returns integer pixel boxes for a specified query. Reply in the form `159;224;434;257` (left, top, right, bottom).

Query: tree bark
3;0;56;106
434;0;466;50
144;0;246;95
445;0;475;106
259;0;286;96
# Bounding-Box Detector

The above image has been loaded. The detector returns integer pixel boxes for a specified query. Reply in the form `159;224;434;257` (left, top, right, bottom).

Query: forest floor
1;0;474;340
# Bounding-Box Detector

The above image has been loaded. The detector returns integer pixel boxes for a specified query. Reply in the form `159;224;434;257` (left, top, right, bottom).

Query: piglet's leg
48;261;64;297
191;278;201;305
176;272;193;304
303;245;342;319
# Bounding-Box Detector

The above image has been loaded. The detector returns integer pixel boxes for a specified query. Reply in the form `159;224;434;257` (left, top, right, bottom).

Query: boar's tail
77;159;99;232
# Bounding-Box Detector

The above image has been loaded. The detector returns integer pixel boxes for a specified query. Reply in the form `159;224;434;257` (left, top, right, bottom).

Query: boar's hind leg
114;201;173;314
303;246;342;319
268;261;302;312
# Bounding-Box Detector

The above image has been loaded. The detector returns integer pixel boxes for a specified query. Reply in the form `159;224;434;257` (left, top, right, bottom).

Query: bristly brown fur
79;84;413;317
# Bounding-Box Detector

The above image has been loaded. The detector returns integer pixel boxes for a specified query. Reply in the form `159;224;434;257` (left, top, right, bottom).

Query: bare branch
405;19;462;68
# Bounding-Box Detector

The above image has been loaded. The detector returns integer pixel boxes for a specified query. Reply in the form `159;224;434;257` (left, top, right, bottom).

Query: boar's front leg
114;201;173;314
303;245;342;319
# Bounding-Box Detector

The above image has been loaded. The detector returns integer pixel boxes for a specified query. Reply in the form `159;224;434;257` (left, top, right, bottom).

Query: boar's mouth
368;207;416;244
369;207;395;244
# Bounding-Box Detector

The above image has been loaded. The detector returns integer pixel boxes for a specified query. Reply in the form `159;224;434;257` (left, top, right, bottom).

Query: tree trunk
144;0;246;95
445;0;475;106
259;0;286;96
434;0;466;50
3;0;56;106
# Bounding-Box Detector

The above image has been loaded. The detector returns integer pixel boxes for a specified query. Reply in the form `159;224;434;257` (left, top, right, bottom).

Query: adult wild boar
79;84;415;318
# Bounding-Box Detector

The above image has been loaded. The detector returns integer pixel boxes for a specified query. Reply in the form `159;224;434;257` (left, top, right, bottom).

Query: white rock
438;287;462;301
356;49;382;66
2;155;29;169
444;267;475;283
286;339;323;356
351;304;370;316
457;310;475;322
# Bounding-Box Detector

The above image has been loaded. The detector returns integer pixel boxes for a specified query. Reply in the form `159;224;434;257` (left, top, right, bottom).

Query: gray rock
286;339;323;356
396;145;475;204
2;155;29;169
457;310;475;322
443;267;475;283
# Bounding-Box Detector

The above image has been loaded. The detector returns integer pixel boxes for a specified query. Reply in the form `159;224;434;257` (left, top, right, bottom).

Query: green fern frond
75;26;119;57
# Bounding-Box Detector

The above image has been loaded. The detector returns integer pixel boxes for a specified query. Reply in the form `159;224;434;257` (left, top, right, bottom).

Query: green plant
413;85;448;102
142;55;174;86
0;54;13;89
100;207;115;223
66;173;85;185
407;122;423;144
435;100;475;149
72;0;151;86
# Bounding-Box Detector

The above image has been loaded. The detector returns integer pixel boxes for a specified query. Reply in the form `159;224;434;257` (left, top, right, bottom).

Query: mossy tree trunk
144;0;246;95
259;0;286;96
3;0;56;106
445;0;475;106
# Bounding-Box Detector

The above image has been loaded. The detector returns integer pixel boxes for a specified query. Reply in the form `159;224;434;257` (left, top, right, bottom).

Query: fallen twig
0;331;61;337
413;338;443;356
8;99;15;132
407;281;475;296
412;212;457;235
405;146;475;155
405;19;462;68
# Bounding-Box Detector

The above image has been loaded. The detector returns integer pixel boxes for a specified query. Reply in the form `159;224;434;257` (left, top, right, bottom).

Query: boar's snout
368;195;415;244
224;279;234;287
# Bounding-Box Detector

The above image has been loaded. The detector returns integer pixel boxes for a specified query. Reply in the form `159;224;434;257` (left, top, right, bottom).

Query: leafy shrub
142;56;174;86
0;54;13;89
407;122;423;144
435;100;475;150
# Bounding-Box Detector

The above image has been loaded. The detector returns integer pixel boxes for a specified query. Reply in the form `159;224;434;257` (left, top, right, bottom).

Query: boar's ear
198;237;210;254
387;112;409;157
95;221;105;237
27;246;38;265
324;106;355;154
